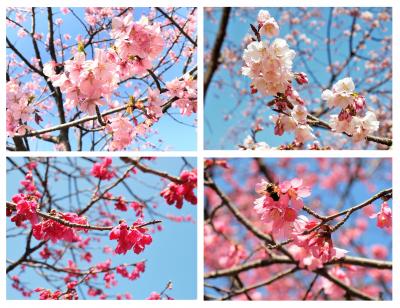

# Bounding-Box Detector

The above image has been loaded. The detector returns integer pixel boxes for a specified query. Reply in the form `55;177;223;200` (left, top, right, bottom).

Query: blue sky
6;157;197;299
205;157;392;299
6;7;197;151
204;7;392;149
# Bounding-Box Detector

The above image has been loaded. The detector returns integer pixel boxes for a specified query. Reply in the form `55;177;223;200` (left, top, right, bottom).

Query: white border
1;0;399;307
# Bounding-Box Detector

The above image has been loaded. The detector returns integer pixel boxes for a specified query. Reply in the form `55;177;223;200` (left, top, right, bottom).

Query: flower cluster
292;216;347;265
9;194;39;226
43;13;164;116
242;38;295;97
253;178;311;236
35;288;64;300
33;211;88;243
6;79;35;136
91;158;116;180
109;220;153;255
35;281;78;300
270;106;316;144
166;74;197;116
8;165;42;227
39;13;165;150
160;170;197;209
323;77;380;142
257;10;279;37
116;261;146;281
44;49;118;115
105;115;136;151
253;177;350;268
242;10;317;145
110;14;164;76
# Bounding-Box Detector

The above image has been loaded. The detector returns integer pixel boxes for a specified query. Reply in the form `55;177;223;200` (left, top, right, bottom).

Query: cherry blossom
7;157;196;299
292;215;347;264
6;79;35;136
322;77;357;109
204;8;391;150
91;158;116;180
109;220;152;255
257;10;279;37
253;178;311;236
370;201;392;229
7;7;198;151
160;170;197;209
33;212;88;243
242;39;295;97
205;157;392;300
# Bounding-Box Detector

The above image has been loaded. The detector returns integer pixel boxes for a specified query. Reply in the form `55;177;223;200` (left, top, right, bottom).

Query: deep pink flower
91;158;116;180
160;170;197;209
10;193;39;226
109;220;152;255
147;292;161;300
33;212;88;243
114;197;128;211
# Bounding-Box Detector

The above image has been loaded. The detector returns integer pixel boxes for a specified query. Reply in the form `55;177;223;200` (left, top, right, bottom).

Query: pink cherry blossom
160;170;197;209
91;158;116;180
33;212;88;243
106;115;135;151
292;215;347;263
254;178;311;236
257;10;279;37
242;39;295;97
10;194;39;226
370;201;392;229
109;220;153;255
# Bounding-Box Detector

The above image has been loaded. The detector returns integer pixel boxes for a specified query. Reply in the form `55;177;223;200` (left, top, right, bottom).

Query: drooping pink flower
91;158;116;180
292;216;347;263
160;170;197;209
10;193;39;226
114;197;128;211
370;202;392;229
32;212;88;243
109;220;153;255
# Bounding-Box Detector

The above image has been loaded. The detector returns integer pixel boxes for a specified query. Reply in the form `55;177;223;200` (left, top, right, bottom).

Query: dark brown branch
156;7;197;47
204;8;231;100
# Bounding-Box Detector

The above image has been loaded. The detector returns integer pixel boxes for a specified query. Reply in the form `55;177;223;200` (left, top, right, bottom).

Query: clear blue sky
7;157;197;299
206;158;392;299
204;8;392;149
6;7;197;151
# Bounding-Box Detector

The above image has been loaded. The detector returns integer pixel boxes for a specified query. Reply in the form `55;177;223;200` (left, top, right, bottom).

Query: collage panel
204;7;392;150
6;7;197;151
204;157;392;300
6;157;197;299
